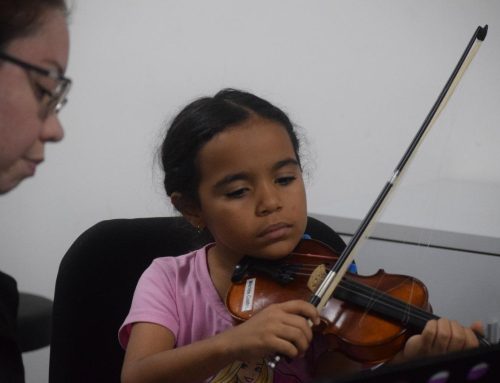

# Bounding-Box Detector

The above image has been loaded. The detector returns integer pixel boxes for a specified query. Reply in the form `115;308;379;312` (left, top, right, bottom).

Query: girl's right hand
222;299;321;363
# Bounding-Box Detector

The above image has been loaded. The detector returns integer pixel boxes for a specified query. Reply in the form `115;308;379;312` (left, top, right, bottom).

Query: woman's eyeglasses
0;51;72;118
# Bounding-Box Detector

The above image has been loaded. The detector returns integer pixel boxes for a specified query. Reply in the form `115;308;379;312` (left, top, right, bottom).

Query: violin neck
336;278;436;331
336;278;491;347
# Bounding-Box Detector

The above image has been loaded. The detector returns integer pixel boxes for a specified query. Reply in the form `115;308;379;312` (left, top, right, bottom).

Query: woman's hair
0;0;67;50
161;88;301;205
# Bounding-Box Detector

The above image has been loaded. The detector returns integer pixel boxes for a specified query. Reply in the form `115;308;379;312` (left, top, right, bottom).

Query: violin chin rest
307;263;327;292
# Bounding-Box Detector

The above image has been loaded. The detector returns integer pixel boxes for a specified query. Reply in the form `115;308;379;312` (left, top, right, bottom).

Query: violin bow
269;25;489;368
310;24;489;342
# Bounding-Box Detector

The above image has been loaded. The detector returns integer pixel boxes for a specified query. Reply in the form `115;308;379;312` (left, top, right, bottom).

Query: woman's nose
40;114;64;143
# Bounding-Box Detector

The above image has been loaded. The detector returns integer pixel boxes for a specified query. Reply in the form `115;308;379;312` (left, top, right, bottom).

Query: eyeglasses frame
0;51;72;116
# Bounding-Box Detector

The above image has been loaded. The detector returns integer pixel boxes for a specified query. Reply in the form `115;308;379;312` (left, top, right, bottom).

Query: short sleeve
118;259;179;349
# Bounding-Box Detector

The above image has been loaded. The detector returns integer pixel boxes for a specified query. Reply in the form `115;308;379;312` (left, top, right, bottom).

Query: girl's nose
40;114;64;143
256;183;282;216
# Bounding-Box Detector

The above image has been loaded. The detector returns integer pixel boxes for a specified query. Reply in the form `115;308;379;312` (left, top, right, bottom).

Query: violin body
226;239;431;364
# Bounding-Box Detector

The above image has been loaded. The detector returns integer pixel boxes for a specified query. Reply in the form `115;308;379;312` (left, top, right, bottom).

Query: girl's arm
121;299;320;383
121;322;232;383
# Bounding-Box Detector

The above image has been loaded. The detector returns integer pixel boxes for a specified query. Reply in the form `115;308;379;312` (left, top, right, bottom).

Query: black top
0;270;25;383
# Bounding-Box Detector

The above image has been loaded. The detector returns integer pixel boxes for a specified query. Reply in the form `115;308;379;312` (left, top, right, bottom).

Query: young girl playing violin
119;88;483;383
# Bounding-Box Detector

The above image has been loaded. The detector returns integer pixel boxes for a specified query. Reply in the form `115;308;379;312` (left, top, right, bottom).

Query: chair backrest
49;216;345;383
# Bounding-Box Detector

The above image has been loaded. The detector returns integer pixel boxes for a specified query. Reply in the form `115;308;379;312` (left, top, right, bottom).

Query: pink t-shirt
119;245;325;382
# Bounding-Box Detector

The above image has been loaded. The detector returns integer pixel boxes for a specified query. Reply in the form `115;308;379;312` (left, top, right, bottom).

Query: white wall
1;1;499;382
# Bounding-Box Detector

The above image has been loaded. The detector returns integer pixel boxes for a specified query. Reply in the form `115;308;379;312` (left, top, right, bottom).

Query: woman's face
0;9;69;193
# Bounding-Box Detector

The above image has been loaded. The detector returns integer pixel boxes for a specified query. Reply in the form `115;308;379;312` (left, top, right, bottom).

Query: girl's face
195;116;307;264
0;9;69;193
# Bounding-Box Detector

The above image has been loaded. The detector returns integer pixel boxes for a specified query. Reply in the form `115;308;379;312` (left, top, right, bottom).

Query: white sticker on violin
241;278;256;312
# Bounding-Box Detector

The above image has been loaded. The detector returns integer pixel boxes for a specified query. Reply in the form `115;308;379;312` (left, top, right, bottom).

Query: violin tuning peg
231;258;250;282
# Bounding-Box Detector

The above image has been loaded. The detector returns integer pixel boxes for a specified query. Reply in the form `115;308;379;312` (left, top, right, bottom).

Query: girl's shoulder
151;245;208;267
146;244;213;283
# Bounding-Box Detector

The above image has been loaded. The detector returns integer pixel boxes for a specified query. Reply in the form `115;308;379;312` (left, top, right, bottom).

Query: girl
119;89;481;383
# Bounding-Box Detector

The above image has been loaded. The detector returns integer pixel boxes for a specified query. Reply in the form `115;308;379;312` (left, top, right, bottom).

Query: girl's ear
170;192;205;230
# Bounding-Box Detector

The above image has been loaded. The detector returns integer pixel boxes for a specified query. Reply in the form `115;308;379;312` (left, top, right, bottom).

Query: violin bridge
307;264;327;292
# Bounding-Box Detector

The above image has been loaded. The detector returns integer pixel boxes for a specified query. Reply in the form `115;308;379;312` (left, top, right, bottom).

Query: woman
0;0;71;381
0;0;71;194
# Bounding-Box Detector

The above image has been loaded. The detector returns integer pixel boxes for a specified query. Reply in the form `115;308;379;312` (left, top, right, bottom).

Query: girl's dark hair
161;88;301;205
0;0;67;49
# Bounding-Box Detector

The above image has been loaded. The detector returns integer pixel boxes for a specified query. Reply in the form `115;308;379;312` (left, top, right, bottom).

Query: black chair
49;216;346;383
18;292;53;352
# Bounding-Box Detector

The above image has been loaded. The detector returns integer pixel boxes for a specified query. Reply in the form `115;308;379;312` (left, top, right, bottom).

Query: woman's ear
170;192;205;229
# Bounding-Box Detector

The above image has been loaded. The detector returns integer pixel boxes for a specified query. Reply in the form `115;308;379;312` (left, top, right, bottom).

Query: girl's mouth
258;223;292;240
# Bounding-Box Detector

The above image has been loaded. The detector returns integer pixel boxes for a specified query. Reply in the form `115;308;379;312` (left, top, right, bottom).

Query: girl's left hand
393;318;483;363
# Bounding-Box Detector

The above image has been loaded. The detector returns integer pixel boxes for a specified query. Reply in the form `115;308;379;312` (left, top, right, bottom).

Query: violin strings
405;280;417;326
295;273;436;328
285;263;437;328
339;279;436;325
263;258;489;345
336;279;438;329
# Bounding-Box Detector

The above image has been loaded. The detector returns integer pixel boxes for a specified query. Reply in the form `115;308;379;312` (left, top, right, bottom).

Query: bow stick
269;24;489;368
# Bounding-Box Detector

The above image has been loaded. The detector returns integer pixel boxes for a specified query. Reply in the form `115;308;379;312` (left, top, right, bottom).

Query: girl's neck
206;245;244;302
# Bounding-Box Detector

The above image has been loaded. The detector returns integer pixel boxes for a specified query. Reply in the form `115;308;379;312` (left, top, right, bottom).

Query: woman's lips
24;158;42;176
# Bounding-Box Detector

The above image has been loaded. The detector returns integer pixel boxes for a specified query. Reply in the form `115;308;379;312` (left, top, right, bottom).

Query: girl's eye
276;176;296;186
225;188;248;199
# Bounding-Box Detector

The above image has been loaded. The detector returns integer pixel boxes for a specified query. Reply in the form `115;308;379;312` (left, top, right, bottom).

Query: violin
226;238;434;364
